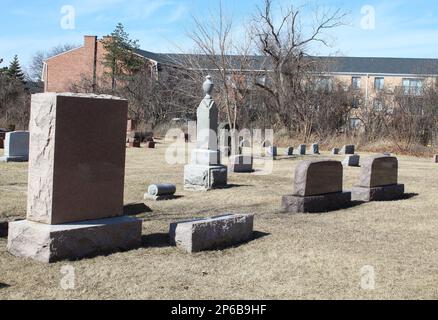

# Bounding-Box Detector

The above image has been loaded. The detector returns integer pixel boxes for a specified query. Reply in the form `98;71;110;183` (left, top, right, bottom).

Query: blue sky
1;0;438;72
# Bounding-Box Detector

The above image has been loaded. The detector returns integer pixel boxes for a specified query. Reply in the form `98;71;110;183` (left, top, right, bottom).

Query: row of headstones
0;93;410;263
267;144;355;157
282;156;405;213
0;123;159;163
3;93;254;262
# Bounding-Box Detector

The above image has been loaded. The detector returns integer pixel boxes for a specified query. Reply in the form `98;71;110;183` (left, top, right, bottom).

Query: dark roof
317;56;438;76
135;49;438;76
135;49;270;71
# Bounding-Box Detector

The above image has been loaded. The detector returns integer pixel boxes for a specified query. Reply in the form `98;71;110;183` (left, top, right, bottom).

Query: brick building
42;36;106;92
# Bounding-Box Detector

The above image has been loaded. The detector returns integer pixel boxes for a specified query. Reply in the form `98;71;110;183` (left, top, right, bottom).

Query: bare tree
252;0;346;139
28;44;78;82
183;1;255;130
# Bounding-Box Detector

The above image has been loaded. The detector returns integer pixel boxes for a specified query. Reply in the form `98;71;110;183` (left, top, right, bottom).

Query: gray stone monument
311;143;319;155
295;144;306;155
341;144;355;155
0;131;29;162
285;147;294;156
342;154;360;167
144;183;177;201
169;214;254;253
282;160;351;213
332;148;340;155
7;93;142;263
351;155;405;201
184;76;227;190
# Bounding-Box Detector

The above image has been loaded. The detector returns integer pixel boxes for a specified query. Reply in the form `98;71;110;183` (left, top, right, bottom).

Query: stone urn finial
203;75;214;99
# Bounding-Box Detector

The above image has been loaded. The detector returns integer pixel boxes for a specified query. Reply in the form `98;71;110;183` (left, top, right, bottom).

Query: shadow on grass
400;192;419;200
215;184;252;189
345;200;366;209
123;203;152;216
0;283;10;289
141;230;271;250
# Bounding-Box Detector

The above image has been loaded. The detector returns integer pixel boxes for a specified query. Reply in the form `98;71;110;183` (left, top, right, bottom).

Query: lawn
0;141;437;299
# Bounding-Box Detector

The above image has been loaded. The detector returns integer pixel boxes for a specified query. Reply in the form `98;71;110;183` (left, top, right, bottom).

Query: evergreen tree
103;23;144;91
7;55;26;83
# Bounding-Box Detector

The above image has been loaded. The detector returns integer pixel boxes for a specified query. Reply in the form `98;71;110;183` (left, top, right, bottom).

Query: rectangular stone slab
341;145;355;154
27;93;128;224
359;155;398;188
3;131;29;157
282;192;351;213
295;144;306;155
351;184;405;202
7;216;142;263
169;214;254;253
342;155;360;167
293;160;343;196
184;164;227;191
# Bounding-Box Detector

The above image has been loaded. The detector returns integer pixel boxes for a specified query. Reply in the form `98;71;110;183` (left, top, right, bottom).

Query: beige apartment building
43;36;438;129
316;57;438;129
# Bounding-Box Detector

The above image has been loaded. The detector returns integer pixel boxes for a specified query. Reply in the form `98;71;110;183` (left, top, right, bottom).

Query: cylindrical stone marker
148;184;176;197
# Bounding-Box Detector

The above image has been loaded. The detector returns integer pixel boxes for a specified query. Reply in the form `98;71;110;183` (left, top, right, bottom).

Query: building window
352;77;361;90
316;76;333;91
350;118;361;129
374;77;384;91
402;78;423;95
351;97;361;109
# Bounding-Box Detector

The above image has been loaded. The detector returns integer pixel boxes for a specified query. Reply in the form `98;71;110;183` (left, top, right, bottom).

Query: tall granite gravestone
0;131;29;162
184;76;227;190
351;155;405;201
282;160;351;213
7;93;142;263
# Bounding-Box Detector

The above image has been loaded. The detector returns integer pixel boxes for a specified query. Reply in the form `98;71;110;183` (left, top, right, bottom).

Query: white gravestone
0;131;29;162
184;76;227;190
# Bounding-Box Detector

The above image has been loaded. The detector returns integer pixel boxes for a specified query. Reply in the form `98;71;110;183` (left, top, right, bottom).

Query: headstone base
351;184;405;202
282;192;352;213
0;155;28;162
169;214;254;253
184;164;227;191
7;216;142;263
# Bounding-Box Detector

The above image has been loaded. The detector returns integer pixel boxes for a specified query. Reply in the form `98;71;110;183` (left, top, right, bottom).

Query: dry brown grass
1;142;438;300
